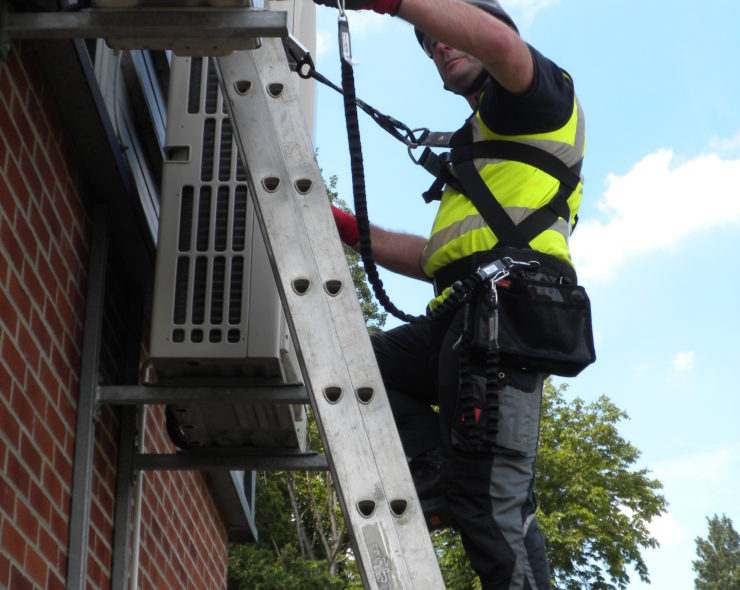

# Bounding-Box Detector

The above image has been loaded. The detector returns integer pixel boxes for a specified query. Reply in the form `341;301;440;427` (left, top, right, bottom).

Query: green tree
693;514;740;590
228;419;364;589
433;529;480;590
536;381;667;590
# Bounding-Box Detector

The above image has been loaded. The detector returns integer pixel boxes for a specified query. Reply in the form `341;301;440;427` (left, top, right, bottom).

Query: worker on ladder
322;0;589;588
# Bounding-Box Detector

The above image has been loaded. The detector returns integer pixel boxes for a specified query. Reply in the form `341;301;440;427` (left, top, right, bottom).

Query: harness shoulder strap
446;125;581;246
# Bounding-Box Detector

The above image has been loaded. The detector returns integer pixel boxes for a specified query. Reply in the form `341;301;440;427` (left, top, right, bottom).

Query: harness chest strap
417;129;582;247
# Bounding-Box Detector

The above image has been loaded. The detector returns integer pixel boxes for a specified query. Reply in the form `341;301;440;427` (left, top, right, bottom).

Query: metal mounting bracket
1;6;288;54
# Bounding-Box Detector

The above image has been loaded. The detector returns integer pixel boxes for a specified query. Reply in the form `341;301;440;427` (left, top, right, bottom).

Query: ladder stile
216;38;445;590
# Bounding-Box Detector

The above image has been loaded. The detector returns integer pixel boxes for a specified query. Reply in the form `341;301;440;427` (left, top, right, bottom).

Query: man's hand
313;0;402;16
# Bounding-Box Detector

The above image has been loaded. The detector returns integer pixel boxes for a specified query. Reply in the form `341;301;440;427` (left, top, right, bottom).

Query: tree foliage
693;514;740;590
432;530;481;589
228;417;364;589
536;381;667;590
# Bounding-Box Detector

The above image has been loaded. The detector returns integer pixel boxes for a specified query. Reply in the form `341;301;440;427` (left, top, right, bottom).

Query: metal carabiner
501;257;541;273
476;260;511;284
283;35;316;79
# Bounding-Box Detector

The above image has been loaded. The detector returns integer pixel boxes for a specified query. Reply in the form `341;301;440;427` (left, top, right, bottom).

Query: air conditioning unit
148;54;306;450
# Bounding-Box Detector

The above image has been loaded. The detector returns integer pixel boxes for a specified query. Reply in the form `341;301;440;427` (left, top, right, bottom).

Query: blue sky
309;1;740;587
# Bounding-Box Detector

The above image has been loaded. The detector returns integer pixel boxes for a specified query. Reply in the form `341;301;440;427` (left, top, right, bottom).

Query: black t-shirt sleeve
478;45;575;136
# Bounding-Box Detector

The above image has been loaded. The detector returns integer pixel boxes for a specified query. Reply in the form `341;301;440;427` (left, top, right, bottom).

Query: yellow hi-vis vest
421;85;586;309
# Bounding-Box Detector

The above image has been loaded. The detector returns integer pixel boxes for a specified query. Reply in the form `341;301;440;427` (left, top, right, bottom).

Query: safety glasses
421;34;437;58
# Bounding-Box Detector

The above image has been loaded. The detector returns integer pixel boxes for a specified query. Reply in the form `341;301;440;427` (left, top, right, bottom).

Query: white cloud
708;130;740;156
619;506;685;546
648;512;686;546
671;351;695;373
571;148;740;282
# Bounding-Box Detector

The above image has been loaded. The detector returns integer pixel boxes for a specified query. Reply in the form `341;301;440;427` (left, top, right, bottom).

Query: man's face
428;38;486;95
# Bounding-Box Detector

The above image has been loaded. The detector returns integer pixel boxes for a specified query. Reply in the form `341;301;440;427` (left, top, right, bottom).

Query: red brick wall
1;41;227;590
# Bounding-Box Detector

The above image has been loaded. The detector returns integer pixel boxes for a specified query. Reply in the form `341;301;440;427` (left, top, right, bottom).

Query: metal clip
337;12;358;66
476;260;510;284
486;281;500;348
501;256;540;273
419;131;454;148
477;257;541;285
283;34;315;79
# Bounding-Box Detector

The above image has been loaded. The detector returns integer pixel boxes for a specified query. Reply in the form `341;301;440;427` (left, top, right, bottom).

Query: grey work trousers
371;306;552;590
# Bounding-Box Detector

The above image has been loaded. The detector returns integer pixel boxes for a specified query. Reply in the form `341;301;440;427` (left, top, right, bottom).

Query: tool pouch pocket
472;272;596;377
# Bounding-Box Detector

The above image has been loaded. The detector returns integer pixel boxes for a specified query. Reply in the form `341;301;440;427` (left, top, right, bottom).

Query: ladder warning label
363;524;397;589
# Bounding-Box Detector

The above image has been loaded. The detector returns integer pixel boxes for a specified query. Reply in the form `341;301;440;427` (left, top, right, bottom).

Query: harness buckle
477;257;540;283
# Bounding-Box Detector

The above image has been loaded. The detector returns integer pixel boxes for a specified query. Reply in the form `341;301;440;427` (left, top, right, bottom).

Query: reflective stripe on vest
421;90;585;308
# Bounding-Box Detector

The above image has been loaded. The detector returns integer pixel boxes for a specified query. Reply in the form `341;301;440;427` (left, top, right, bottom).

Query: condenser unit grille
170;185;247;346
150;55;290;380
170;59;250;347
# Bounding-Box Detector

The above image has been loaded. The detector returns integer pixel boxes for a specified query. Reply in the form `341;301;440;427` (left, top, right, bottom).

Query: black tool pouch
471;269;595;377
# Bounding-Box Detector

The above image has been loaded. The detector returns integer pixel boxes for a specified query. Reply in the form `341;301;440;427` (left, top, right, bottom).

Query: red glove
331;204;360;246
314;0;402;16
368;0;402;14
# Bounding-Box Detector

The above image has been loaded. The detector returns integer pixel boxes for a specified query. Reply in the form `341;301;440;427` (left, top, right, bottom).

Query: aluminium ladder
214;38;445;589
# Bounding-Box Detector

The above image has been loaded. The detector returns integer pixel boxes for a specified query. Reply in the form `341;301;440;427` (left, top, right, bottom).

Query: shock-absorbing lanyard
282;34;451;152
327;7;422;322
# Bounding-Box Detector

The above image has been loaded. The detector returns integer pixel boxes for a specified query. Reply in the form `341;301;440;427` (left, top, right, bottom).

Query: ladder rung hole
356;387;374;404
294;178;312;195
261;177;281;193
357;500;376;518
292;278;311;295
324;280;342;296
234;80;252;95
389;499;408;517
323;386;342;404
267;82;285;98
